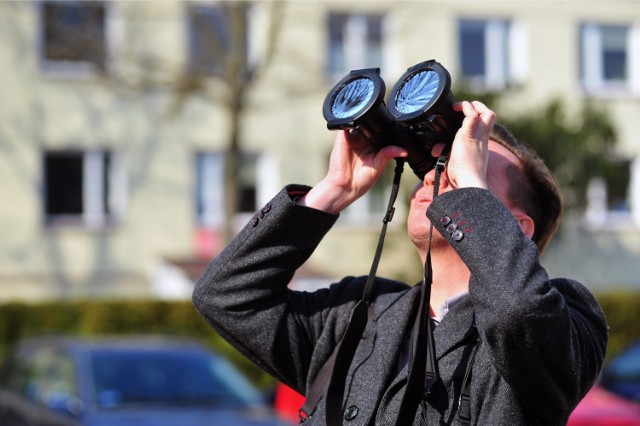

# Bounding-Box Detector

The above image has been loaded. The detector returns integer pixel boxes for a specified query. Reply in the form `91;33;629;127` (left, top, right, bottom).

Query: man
193;101;608;425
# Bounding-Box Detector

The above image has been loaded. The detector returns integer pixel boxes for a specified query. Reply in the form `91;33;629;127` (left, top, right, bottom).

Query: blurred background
0;0;639;424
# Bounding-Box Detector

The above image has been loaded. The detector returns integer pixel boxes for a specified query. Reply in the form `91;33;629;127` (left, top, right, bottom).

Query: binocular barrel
323;60;464;179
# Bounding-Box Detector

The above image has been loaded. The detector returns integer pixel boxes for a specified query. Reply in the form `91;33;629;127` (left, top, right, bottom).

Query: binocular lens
331;77;375;119
323;60;461;180
394;70;441;115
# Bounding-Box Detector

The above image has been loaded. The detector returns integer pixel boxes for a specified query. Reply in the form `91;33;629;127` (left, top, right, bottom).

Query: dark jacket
193;185;608;425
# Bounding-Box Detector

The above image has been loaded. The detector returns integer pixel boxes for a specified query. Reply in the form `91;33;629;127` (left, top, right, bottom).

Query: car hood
82;406;288;426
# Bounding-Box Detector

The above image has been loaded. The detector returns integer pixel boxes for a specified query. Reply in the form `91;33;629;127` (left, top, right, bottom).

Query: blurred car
0;388;74;426
569;340;640;425
568;383;640;426
0;336;287;426
273;382;305;423
601;340;640;402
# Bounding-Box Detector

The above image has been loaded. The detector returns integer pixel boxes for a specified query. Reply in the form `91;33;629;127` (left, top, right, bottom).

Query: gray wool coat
192;185;608;425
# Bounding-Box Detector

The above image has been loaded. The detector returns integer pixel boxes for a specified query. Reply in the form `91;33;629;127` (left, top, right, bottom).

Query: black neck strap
395;154;447;425
299;155;448;425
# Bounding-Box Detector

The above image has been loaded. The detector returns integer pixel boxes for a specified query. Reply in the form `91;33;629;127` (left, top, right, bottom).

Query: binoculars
323;60;464;179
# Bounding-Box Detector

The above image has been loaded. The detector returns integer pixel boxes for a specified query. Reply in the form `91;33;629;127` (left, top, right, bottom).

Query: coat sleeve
427;187;608;421
192;185;367;393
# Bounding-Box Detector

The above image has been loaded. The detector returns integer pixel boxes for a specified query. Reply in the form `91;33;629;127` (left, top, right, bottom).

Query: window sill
582;210;640;232
579;85;640;100
44;216;119;232
39;60;107;80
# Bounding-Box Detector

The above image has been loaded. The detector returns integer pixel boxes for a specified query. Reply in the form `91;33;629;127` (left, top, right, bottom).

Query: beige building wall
1;1;639;301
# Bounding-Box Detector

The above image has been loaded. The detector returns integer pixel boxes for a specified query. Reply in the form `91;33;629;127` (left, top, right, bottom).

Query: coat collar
434;294;478;359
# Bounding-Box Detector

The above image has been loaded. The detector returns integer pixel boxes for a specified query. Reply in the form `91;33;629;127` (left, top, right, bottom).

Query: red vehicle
273;383;305;423
568;383;640;426
275;341;640;424
274;381;640;425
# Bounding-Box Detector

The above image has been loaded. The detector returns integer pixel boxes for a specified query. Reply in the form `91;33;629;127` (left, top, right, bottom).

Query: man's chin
409;230;446;250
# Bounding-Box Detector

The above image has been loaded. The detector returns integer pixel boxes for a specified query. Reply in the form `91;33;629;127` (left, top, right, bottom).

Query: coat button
250;216;259;227
439;216;452;225
452;229;464;241
261;203;272;214
446;223;458;234
344;405;359;421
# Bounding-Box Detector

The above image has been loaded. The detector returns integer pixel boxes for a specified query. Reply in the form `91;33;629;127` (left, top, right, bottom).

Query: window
458;18;527;91
1;347;77;405
187;3;249;76
237;153;258;213
44;150;126;228
196;153;224;227
327;12;384;77
585;159;636;229
196;152;276;227
580;23;640;95
39;1;107;75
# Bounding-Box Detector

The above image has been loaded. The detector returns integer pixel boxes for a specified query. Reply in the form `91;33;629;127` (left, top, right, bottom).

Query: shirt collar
433;291;469;324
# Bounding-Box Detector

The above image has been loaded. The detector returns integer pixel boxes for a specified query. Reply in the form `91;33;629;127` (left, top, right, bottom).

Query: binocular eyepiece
323;60;464;179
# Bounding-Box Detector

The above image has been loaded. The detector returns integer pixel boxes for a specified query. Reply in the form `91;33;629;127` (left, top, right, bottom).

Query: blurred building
0;0;639;301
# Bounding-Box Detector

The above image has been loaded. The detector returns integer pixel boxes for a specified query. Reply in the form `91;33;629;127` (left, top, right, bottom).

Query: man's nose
423;165;451;190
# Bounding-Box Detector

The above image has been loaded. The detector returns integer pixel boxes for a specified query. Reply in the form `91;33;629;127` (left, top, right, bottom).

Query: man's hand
300;129;407;214
445;101;496;190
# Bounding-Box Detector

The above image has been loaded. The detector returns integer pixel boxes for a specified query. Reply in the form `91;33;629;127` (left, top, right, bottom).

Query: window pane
102;152;111;214
459;20;486;78
90;350;261;408
42;1;106;68
601;25;628;82
189;6;228;74
44;150;120;227
327;13;347;75
327;13;384;75
364;15;383;68
23;349;77;403
45;152;84;215
238;154;257;213
188;4;248;75
196;153;223;226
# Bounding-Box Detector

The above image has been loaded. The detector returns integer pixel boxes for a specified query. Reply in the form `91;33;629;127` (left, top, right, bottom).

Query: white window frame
186;2;257;76
584;158;640;231
580;22;640;97
327;12;386;79
37;0;116;78
196;152;224;228
458;18;528;91
196;151;277;229
44;149;127;229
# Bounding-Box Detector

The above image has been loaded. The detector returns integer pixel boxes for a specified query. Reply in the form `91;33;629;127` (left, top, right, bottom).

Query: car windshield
90;347;263;409
608;343;640;377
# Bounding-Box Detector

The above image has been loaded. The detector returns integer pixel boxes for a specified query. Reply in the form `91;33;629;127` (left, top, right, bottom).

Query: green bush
0;300;274;390
0;292;638;389
595;291;640;359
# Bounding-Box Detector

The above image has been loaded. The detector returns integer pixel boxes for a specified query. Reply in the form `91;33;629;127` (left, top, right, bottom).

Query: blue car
0;336;288;426
601;340;640;402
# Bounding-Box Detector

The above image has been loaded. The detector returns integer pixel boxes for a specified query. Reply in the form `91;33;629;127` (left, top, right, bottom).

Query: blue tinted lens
331;78;375;119
395;70;440;114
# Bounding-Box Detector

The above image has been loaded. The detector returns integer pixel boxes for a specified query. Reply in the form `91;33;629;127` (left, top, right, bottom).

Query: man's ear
516;214;535;240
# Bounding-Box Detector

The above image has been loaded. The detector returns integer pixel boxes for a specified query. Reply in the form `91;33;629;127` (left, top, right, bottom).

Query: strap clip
298;409;309;423
383;207;395;223
423;371;437;399
435;154;448;171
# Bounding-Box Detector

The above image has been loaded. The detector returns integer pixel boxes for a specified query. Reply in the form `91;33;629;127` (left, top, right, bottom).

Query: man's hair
490;123;563;253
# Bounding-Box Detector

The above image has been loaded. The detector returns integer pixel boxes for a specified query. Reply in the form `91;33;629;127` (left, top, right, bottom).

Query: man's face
407;140;523;248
